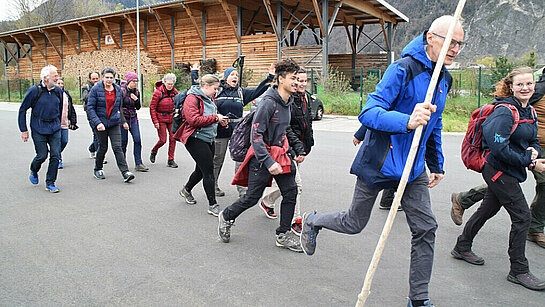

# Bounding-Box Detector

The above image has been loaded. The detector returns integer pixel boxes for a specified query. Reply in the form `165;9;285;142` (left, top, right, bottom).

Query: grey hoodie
251;86;293;168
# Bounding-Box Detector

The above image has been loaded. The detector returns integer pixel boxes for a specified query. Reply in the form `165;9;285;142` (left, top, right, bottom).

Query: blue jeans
120;116;143;165
88;119;99;153
30;130;61;185
58;128;69;160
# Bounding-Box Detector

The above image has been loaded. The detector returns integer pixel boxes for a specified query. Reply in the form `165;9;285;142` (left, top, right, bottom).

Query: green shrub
318;65;351;96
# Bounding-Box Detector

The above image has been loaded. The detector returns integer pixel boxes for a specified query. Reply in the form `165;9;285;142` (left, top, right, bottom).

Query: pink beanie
125;72;138;83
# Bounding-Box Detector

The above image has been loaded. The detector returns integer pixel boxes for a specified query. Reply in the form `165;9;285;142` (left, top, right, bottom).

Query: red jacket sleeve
149;89;161;124
182;94;218;128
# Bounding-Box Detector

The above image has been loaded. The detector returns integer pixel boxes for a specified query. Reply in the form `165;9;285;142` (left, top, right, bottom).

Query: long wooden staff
355;1;467;306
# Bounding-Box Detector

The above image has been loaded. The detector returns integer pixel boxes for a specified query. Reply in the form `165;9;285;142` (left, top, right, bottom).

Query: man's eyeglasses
432;33;465;51
513;82;535;89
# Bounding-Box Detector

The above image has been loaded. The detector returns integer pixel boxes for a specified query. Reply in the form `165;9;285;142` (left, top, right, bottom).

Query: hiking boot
300;211;319;256
89;151;96;159
94;170;105;180
215;187;225;197
507;272;545;291
218;210;234;243
276;231;303;253
208;204;220;217
58;160;63;169
378;203;403;211
291;218;302;236
451;192;465;226
451;248;484;265
260;201;277;219
29;168;38;185
135;164;149;172
45;184;60;193
179;187;197;205
527;232;545;248
407;299;435;307
123;171;135;183
167;159;178;168
150;150;157;163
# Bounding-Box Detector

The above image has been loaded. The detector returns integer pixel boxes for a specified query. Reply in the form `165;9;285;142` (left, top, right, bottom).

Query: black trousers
223;157;297;235
184;137;216;206
95;125;129;174
455;163;531;275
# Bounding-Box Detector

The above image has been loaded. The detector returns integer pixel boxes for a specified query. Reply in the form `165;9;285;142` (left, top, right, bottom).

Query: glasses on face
513;81;535;89
432;33;465;51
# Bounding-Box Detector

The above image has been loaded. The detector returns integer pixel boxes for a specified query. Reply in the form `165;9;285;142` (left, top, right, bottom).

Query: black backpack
171;90;188;134
229;111;256;162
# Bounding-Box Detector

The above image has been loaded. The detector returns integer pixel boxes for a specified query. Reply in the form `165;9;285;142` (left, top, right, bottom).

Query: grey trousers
459;184;487;209
307;172;437;300
214;137;246;196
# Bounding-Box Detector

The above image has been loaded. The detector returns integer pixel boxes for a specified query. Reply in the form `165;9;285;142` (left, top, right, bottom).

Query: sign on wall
105;35;114;45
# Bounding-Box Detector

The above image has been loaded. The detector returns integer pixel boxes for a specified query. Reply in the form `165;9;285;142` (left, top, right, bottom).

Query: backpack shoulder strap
495;103;519;134
238;87;244;103
31;85;44;109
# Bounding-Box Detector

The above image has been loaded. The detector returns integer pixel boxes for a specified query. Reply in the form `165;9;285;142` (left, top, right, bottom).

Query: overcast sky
0;0;18;21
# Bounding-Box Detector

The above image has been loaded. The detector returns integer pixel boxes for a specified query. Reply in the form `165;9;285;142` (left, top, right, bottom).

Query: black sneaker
167;159;178;168
179;187;197;205
451;248;485;265
123;171;135;183
276;231;303;253
300;211;319;256
378;203;403;211
215;187;225;197
94;169;105;180
208;204;220;216
150;150;157;163
507;272;545;291
260;201;277;219
218;210;234;243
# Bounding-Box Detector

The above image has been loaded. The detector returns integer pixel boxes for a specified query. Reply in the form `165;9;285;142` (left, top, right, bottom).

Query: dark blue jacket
18;83;62;135
87;80;125;128
191;69;274;138
482;96;540;182
350;32;452;189
354;124;367;141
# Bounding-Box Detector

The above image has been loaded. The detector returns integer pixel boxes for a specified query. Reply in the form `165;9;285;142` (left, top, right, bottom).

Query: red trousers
152;122;176;160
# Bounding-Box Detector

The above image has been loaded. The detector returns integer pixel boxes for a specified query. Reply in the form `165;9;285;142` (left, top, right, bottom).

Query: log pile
63;49;163;79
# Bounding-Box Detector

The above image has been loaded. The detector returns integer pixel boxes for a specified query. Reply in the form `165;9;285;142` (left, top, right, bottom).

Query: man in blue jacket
18;65;62;193
300;16;464;307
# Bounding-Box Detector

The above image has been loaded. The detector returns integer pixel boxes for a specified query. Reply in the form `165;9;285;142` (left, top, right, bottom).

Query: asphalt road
1;102;544;306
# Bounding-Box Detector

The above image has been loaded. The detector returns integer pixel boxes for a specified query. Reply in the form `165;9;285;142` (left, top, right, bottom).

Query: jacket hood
261;86;293;107
401;32;432;70
494;95;529;112
154;79;178;95
188;85;205;97
154;80;164;88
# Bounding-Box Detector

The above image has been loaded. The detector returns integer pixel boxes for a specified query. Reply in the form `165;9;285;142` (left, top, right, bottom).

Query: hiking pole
355;1;467;306
233;55;246;85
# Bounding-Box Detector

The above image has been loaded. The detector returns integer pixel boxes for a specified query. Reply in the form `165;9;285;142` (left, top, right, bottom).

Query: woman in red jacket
174;74;228;216
149;73;179;167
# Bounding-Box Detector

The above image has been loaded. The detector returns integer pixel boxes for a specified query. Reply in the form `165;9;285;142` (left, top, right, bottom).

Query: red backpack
461;103;536;172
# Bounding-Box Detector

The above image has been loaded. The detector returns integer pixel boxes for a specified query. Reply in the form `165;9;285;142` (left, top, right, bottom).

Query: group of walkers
16;13;545;307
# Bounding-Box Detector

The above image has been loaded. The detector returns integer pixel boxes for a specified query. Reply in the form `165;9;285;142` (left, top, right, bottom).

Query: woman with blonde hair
174;74;228;216
452;67;545;290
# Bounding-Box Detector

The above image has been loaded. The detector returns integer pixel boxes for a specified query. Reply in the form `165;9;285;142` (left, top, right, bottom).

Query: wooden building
0;0;408;85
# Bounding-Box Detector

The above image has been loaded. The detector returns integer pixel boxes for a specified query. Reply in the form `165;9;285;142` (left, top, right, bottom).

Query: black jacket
122;85;141;118
482;96;540;182
286;92;314;156
64;90;77;127
530;73;545;105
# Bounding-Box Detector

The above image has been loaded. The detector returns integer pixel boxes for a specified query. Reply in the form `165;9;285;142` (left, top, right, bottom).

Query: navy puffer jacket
87;80;125;128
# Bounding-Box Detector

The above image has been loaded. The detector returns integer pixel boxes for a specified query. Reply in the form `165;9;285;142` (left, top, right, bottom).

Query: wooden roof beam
182;3;205;46
149;8;174;49
99;18;121;49
262;0;280;41
40;29;62;59
341;0;397;24
10;35;32;61
218;0;240;43
343;18;355;54
0;40;19;63
58;26;79;54
77;23;98;51
311;0;325;37
283;2;300;34
25;32;46;59
122;14;146;52
380;19;390;51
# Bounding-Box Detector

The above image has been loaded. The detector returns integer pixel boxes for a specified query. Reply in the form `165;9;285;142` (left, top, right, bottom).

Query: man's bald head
425;15;465;65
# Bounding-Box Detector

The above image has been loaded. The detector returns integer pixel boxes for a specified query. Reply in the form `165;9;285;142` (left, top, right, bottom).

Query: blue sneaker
407;299;434;307
58;160;63;169
300;211;319;256
45;185;60;193
29;169;38;185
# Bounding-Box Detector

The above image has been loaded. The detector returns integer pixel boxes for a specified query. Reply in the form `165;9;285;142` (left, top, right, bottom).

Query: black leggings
184;137;216;206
